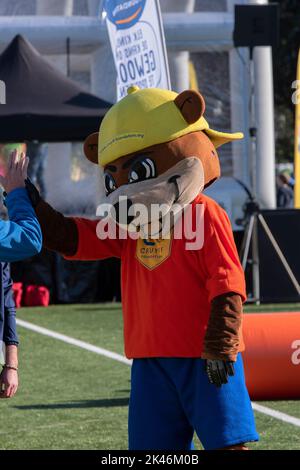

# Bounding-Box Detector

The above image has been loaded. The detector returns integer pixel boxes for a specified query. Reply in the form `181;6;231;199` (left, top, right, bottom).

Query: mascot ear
174;90;205;124
83;132;99;164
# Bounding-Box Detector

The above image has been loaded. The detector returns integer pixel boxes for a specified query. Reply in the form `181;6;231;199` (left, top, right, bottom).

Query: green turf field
0;303;299;450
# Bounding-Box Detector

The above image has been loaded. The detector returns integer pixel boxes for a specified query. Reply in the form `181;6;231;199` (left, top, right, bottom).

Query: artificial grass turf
0;327;129;450
0;304;298;450
17;303;125;355
244;303;300;313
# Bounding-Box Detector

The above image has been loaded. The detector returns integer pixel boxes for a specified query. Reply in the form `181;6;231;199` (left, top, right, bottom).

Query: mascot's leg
128;358;194;450
174;354;259;450
220;444;249;450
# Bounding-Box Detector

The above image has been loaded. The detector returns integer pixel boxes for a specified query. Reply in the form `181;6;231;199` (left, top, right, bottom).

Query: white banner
103;0;170;100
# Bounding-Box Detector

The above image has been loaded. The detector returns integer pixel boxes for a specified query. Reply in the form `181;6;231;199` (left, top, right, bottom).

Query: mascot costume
26;86;259;450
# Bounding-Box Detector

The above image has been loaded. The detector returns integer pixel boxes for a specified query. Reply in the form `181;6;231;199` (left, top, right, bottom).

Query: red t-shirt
66;194;246;358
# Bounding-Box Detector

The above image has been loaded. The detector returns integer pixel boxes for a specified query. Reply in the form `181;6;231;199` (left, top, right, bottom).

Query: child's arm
0;151;42;262
0;263;18;399
2;263;18;347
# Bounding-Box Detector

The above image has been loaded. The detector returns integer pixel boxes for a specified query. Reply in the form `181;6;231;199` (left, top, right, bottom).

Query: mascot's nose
113;198;135;226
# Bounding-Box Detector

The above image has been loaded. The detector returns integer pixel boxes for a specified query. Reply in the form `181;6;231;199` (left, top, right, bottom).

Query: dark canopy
0;35;111;142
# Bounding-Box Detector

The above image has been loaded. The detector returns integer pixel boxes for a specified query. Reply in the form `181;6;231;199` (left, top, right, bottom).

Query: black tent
0;35;111;142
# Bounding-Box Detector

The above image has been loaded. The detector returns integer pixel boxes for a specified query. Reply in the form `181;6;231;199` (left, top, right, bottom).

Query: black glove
25;178;41;208
205;360;235;387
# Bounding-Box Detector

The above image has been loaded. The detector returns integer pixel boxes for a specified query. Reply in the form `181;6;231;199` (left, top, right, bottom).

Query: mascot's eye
104;173;117;195
129;158;156;183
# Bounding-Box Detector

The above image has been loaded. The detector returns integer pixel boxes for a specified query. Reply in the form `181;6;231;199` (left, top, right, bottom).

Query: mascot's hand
25;178;41;208
205;360;235;387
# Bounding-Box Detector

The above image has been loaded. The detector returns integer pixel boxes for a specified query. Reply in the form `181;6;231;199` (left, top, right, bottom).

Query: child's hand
0;367;18;398
0;150;29;194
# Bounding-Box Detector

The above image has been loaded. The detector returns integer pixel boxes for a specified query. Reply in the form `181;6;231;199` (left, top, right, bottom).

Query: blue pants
128;354;259;450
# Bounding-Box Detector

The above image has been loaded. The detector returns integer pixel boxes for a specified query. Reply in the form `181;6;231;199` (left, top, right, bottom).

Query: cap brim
204;128;244;148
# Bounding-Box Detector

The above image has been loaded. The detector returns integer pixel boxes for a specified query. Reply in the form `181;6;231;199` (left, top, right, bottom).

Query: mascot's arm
201;292;242;362
26;180;123;260
35;198;78;256
200;201;246;362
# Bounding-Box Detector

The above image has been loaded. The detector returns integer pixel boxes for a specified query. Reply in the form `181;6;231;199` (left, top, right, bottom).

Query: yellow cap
98;87;243;166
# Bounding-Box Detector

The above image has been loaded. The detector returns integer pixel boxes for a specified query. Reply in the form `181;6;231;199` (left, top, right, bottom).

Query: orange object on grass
243;312;300;400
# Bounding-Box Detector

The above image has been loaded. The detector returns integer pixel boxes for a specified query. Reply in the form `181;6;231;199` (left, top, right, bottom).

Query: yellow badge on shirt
136;233;173;270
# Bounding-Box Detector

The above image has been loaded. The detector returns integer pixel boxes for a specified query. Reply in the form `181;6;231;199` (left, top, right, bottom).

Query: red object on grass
243;312;300;400
12;282;23;308
23;285;50;307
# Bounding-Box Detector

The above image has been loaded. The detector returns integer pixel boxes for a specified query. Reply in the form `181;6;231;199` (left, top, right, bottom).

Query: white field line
0;416;104;436
17;319;300;428
16;318;132;366
251;403;300;428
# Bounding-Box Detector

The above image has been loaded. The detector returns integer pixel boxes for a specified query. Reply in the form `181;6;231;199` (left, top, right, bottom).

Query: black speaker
256;209;300;303
233;4;279;49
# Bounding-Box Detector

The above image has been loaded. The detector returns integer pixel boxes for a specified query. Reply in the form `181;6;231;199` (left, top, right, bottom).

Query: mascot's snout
105;157;205;233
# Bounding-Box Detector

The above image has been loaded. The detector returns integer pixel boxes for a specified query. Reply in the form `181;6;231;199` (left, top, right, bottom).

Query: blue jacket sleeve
0;188;42;262
2;262;18;346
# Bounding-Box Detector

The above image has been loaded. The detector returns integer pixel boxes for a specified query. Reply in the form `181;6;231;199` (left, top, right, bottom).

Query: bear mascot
26;86;259;450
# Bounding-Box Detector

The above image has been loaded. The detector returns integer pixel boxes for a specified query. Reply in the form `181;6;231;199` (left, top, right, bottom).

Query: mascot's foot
220;443;249;450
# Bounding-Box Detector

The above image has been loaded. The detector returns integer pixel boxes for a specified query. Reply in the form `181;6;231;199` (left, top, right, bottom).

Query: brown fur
35;199;78;256
174;90;205;124
103;130;220;190
83;132;98;164
202;293;243;362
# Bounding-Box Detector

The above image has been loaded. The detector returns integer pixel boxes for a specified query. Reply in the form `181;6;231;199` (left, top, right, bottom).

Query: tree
274;0;300;163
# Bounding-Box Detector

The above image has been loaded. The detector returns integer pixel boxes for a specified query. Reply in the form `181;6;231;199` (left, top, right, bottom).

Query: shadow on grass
14;397;129;410
73;306;122;312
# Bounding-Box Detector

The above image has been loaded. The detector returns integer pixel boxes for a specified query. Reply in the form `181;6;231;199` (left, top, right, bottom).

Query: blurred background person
26;142;48;199
276;172;294;208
